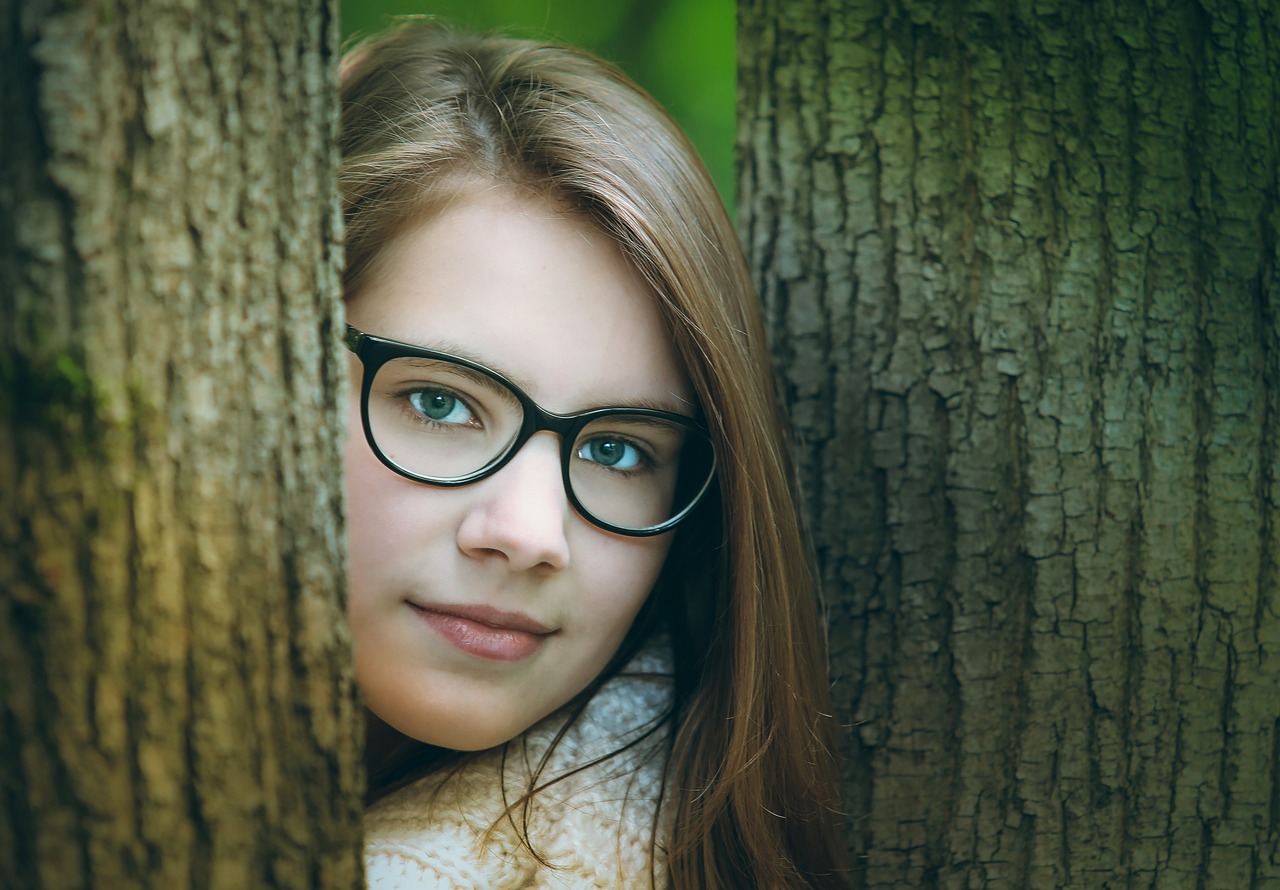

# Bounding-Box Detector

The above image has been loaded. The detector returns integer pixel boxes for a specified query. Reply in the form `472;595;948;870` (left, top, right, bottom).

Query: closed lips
408;601;554;662
407;601;554;634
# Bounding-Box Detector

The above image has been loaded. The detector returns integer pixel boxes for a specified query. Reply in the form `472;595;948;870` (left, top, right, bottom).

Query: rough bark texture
0;1;361;887
739;1;1279;887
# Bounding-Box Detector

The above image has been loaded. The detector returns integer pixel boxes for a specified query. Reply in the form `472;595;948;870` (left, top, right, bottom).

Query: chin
409;717;524;753
433;732;508;752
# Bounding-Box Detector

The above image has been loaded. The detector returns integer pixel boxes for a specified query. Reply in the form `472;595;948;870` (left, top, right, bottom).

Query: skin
345;187;691;752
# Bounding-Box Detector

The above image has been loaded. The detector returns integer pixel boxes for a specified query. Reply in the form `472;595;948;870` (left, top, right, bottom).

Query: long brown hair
339;22;852;889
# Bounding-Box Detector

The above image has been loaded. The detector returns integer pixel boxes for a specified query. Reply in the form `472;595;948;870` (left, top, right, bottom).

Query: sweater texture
364;643;673;889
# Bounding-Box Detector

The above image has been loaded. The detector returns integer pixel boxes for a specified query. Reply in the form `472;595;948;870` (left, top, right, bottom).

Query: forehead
345;189;694;414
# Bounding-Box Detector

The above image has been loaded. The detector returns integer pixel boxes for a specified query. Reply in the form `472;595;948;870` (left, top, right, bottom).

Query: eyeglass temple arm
345;325;365;354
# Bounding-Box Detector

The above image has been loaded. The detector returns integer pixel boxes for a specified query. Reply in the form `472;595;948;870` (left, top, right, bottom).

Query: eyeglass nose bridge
463;398;675;501
467;400;595;490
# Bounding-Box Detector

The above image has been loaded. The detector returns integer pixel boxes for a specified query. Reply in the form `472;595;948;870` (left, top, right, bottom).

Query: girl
340;22;852;889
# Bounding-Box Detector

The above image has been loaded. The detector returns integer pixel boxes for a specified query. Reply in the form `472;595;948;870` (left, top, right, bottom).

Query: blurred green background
339;0;735;214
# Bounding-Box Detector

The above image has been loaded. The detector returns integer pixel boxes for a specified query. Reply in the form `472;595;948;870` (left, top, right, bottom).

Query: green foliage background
340;0;735;213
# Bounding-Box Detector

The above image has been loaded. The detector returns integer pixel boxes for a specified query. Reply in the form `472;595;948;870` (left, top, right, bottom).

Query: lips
408;601;553;662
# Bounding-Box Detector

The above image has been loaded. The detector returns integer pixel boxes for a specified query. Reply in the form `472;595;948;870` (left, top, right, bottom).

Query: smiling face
345;188;690;751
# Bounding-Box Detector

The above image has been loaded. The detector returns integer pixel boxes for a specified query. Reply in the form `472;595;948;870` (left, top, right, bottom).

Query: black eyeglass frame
345;325;717;537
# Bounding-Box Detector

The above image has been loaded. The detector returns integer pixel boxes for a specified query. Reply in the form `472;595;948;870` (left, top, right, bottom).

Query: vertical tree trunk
0;2;361;887
740;0;1280;886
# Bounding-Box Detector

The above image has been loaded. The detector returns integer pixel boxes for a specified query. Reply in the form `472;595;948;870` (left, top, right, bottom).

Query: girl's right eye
407;388;477;427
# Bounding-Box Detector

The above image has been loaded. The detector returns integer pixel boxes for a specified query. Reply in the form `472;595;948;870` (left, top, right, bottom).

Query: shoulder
364;640;674;889
526;638;673;773
518;643;674;886
363;746;527;888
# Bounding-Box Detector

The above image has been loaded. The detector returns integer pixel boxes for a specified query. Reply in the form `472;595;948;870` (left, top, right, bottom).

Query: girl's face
345;189;689;751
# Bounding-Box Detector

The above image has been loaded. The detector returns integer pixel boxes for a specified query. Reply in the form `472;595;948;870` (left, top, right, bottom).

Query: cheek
344;403;418;608
633;536;674;597
343;406;462;612
580;533;674;630
345;410;383;562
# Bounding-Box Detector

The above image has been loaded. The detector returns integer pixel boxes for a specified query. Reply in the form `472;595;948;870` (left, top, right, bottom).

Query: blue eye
577;437;643;471
408;389;476;426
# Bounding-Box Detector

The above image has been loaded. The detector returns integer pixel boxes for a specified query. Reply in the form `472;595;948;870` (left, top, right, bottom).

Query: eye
576;437;644;471
407;388;477;426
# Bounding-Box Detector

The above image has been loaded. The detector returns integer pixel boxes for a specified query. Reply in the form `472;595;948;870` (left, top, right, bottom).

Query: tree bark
0;2;361;887
739;0;1280;887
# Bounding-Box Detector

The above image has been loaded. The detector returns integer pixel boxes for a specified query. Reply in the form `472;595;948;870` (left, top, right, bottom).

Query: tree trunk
739;1;1280;887
0;2;361;887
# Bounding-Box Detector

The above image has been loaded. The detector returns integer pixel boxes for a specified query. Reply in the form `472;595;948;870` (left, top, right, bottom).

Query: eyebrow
612;393;699;417
394;356;517;404
396;335;697;417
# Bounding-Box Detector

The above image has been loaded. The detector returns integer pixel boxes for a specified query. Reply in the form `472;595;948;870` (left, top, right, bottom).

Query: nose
455;432;571;572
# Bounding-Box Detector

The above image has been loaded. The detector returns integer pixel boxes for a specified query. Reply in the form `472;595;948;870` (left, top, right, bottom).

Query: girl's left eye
407;389;476;426
576;437;644;471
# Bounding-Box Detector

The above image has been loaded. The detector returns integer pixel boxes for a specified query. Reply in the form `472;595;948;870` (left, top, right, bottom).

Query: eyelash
394;385;484;430
576;435;658;475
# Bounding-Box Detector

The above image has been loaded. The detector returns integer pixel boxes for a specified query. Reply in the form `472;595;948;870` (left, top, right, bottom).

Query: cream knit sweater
363;644;673;889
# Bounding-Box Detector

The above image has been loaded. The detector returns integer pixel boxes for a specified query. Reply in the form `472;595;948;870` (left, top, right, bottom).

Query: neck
363;710;455;804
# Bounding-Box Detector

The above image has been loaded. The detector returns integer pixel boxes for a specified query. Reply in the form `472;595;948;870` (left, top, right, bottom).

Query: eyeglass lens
365;355;714;532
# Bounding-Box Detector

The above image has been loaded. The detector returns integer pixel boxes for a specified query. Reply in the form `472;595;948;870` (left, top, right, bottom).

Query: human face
345;189;691;751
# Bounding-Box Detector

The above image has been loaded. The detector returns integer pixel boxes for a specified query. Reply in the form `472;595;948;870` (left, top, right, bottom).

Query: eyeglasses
345;326;716;537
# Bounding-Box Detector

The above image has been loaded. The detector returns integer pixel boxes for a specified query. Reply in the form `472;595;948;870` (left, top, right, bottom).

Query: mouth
407;601;554;662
